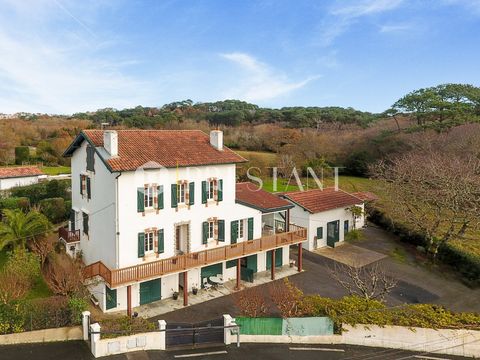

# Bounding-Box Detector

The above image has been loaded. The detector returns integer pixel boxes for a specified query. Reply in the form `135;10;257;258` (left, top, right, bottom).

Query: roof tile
236;182;293;213
0;166;43;179
282;188;362;213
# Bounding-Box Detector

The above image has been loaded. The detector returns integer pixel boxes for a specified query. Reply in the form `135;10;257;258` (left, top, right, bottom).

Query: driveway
150;225;480;323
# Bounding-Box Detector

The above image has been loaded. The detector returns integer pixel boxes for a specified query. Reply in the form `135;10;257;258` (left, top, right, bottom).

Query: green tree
0;209;51;250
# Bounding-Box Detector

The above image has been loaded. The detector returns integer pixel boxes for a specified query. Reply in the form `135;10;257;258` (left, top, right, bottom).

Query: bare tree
330;262;397;301
234;286;267;318
269;278;308;318
29;234;55;267
44;254;85;297
0;270;29;304
371;152;480;259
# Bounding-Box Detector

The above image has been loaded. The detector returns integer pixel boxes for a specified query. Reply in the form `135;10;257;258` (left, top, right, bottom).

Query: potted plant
192;284;198;295
172;289;179;300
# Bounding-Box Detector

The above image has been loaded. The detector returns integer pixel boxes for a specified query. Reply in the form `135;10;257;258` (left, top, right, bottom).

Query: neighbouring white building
280;188;365;251
0;166;44;190
61;129;306;314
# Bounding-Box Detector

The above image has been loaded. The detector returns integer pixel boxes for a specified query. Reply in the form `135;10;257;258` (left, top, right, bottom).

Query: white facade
0;175;40;190
68;131;291;312
289;202;365;251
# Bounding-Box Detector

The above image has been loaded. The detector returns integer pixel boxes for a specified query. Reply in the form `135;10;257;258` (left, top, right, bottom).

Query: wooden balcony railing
59;227;80;243
84;224;306;288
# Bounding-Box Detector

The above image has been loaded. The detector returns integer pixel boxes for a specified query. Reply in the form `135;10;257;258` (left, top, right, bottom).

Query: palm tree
0;209;52;251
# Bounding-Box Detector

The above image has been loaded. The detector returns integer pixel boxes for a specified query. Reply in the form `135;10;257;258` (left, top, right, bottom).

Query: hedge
0;197;30;211
39;197;68;224
369;208;480;286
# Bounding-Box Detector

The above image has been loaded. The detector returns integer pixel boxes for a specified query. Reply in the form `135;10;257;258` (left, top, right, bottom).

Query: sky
0;0;479;114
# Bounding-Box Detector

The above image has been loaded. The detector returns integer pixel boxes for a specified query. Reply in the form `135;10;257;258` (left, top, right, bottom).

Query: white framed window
208;221;215;240
144;231;155;253
144;186;154;208
238;219;245;240
207;179;216;200
178;182;187;204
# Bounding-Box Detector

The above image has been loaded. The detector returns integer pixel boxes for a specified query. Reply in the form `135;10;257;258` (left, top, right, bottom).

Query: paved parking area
314;243;387;268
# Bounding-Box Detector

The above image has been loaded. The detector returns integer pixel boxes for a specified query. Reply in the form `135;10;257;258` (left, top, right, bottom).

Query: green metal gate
327;220;340;247
140;278;161;305
266;248;283;269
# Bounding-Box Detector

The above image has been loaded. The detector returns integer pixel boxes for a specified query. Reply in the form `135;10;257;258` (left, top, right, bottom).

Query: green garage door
266;248;283;269
140;278;161;305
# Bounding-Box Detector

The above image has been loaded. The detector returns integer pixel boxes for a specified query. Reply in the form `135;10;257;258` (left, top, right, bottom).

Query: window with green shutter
79;175;83;195
201;181;207;204
217;179;223;201
202;221;208;244
157;229;164;253
247;217;254;240
137;187;145;213
189;182;195;205
138;232;145;257
83;212;89;235
157;185;164;210
218;220;225;241
317;227;323;239
86;145;95;172
171;184;178;208
230;220;238;244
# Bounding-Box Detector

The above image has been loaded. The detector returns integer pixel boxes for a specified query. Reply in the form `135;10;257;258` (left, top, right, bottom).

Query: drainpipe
115;172;122;269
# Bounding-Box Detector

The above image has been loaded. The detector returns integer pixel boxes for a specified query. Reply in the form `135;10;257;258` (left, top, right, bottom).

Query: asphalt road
0;342;471;360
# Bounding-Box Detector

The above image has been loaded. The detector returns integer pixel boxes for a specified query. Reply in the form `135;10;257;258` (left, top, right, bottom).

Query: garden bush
39;197;67;223
100;316;156;339
14;146;30;165
0;197;30;212
10;179;70;205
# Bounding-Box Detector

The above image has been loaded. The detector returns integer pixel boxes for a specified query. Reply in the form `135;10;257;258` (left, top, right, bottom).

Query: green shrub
67;296;88;325
11;179;70;205
5;249;40;283
345;229;364;242
0;302;25;334
39;197;66;223
0;197;30;211
14;147;30;165
100;316;156;339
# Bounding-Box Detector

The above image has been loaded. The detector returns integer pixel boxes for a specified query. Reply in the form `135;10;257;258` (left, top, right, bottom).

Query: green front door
140;278;161;305
266;248;283;269
105;286;117;310
327;220;340;247
240;254;257;282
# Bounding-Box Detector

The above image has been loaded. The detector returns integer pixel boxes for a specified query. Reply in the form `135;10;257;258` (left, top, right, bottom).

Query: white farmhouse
281;188;365;251
0;166;44;190
61;130;306;314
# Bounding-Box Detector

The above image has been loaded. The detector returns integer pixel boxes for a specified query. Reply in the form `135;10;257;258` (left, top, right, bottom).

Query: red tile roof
0;166;43;179
282;188;362;213
236;182;293;213
67;130;246;171
352;191;379;202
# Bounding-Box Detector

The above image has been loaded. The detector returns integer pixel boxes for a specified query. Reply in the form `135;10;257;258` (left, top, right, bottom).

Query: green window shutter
317;227;323;239
157;185;164;210
80;175;83;195
201;181;207;204
157;229;164;254
137;187;144;213
138;232;145;257
202;221;208;244
171;184;178;208
218;220;225;241
83;212;89;235
217;179;223;201
86;177;91;199
231;220;238;244
189;182;195;205
247;217;254;240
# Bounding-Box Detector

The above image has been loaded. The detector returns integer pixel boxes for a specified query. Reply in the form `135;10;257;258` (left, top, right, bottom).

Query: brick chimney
103;130;118;157
210;130;223;151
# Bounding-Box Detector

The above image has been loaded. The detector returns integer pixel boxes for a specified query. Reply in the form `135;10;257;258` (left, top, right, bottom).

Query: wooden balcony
59;227;80;243
84;224;306;288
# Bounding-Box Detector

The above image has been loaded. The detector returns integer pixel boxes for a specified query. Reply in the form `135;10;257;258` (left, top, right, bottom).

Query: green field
41;166;71;175
236;150;277;165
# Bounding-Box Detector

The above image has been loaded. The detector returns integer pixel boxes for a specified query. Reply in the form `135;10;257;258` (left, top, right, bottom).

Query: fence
235;317;334;336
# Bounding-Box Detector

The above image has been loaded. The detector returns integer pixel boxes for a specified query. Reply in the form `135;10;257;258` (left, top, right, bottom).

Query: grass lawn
25;275;53;300
41;166;71;175
236;150;277;165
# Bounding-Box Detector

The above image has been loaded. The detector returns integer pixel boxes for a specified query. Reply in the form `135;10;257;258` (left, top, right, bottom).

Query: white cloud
379;23;412;33
0;0;149;114
318;0;405;46
220;52;319;103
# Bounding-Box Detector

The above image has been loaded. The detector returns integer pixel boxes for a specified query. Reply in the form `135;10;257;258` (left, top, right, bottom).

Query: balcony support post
235;258;241;290
183;271;188;307
286;210;290;232
127;285;132;317
297;243;303;272
271;250;276;280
